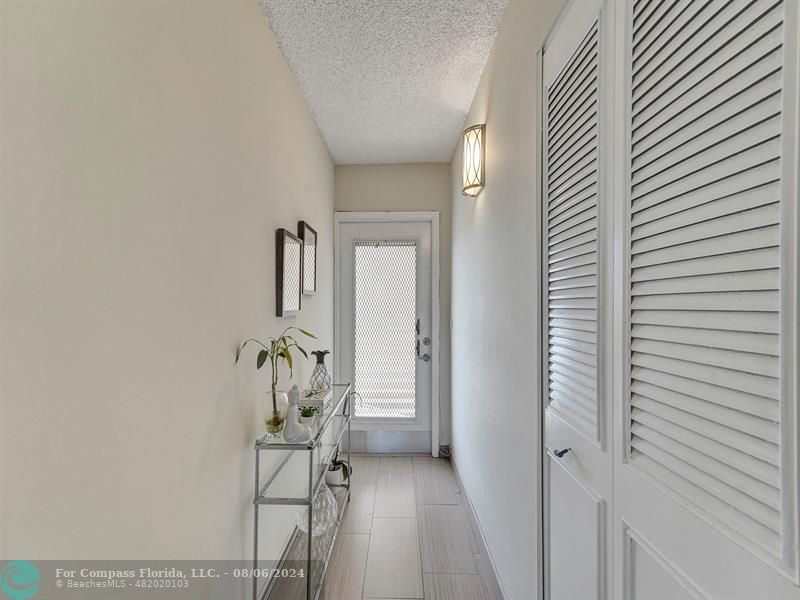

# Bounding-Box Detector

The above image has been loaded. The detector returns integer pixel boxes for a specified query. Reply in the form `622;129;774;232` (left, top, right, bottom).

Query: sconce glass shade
462;124;485;197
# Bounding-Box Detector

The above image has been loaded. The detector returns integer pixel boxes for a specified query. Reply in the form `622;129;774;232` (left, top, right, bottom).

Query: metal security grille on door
627;0;786;557
544;21;601;442
353;241;417;419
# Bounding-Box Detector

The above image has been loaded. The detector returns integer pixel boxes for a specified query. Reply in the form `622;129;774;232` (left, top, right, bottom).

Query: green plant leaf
256;349;268;369
280;348;293;371
285;339;309;359
294;328;317;339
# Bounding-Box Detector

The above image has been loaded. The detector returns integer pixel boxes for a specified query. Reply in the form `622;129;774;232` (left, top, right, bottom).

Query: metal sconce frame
462;123;485;197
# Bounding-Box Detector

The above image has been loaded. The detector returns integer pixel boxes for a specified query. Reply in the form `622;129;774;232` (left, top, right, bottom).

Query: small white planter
325;461;350;487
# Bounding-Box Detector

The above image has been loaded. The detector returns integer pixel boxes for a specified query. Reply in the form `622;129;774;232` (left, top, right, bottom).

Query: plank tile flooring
323;454;499;600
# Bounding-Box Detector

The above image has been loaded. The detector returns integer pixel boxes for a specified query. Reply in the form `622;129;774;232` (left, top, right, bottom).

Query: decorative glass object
309;350;331;391
265;390;289;438
296;481;339;536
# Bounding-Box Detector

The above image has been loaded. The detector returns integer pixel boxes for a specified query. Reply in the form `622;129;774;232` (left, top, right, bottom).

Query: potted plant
325;447;351;486
236;327;316;436
298;406;317;426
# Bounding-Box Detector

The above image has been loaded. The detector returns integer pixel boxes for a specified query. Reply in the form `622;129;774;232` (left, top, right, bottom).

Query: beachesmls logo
0;561;40;600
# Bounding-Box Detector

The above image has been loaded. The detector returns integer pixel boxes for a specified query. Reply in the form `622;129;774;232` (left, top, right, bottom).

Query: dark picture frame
276;228;302;317
298;221;318;295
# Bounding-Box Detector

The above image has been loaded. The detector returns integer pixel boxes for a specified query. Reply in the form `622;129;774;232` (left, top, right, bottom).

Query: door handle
415;320;429;361
554;448;571;458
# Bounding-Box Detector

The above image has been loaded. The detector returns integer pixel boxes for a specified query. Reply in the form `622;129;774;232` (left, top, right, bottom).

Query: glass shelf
255;383;351;450
254;384;350;505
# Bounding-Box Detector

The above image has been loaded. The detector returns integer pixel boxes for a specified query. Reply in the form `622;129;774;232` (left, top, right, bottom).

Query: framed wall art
298;221;317;295
276;228;302;316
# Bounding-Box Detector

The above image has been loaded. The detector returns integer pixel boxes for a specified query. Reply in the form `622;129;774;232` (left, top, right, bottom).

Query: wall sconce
462;124;485;197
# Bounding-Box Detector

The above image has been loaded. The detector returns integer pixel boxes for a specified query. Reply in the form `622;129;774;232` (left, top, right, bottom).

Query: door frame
334;211;441;457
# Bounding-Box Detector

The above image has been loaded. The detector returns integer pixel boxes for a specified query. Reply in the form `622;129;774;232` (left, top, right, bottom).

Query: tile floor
323;454;500;600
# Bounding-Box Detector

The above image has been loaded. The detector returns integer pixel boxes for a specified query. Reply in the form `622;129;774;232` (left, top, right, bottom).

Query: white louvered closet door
612;0;800;598
543;2;615;599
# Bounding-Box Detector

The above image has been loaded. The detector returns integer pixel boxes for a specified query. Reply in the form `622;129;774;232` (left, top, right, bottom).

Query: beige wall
449;1;566;598
1;0;334;564
335;164;451;445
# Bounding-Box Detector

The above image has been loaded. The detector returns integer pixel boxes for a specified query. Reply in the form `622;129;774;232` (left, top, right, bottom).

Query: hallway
3;1;800;599
324;455;501;600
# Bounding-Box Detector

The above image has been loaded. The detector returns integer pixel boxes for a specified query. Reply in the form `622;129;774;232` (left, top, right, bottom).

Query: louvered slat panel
633;117;781;192
631;424;780;507
550;354;597;379
549;241;597;265
631;0;685;55
629;437;781;531
631;182;781;232
632;216;780;257
631;366;779;421
631;0;718;83
631;410;781;487
632;353;779;400
550;194;597;228
631;247;779;279
631;397;779;471
631;381;779;442
631;309;779;334
631;269;779;296
631;138;782;208
633;39;783;151
549;124;597;176
628;0;785;556
545;21;600;440
549;273;597;290
549;205;596;238
549;318;597;333
631;324;778;355
633;1;781;106
632;96;783;181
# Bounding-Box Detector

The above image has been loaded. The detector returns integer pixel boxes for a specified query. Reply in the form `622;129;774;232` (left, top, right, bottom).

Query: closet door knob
554;448;571;458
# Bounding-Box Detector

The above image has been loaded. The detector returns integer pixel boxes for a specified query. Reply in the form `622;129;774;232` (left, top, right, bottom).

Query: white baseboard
342;430;432;454
450;449;508;600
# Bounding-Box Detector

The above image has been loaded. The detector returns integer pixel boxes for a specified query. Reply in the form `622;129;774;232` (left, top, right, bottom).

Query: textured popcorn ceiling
261;0;507;164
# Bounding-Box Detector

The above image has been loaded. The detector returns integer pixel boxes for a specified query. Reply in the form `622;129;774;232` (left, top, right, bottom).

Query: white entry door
541;2;614;599
335;213;438;455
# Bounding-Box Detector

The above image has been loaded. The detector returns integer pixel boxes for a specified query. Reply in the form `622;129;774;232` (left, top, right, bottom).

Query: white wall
0;0;334;564
335;163;452;446
449;1;565;598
